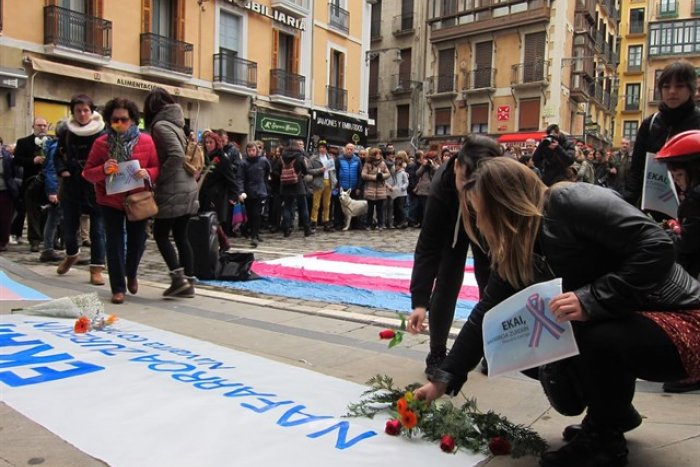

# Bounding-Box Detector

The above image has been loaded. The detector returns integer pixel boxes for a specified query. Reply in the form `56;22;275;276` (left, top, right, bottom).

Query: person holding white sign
655;130;700;394
624;60;700;206
83;98;160;304
414;158;700;467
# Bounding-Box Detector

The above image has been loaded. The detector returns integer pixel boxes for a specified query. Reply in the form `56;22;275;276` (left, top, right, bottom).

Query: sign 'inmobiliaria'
227;1;307;31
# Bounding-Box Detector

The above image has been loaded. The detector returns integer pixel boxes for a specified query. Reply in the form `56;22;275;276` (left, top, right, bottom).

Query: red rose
385;419;402;436
212;157;220;165
488;436;512;456
74;316;90;334
379;329;395;339
440;434;456;453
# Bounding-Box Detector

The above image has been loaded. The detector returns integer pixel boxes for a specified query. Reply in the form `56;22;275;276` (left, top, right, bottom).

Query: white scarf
66;111;105;137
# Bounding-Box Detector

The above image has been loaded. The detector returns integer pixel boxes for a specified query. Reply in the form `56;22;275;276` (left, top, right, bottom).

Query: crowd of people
1;59;699;467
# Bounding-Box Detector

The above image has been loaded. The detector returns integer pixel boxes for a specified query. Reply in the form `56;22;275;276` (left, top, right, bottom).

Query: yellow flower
111;122;128;134
404;391;414;402
105;314;118;325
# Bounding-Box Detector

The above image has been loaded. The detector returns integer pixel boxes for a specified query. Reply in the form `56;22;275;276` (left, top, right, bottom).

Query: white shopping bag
482;278;579;378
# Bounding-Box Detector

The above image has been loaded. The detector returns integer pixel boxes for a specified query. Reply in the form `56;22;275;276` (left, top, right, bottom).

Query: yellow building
615;0;700;147
0;0;369;150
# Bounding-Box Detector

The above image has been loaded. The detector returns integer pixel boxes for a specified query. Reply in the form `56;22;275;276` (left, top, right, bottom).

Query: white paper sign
482;278;580;378
105;160;144;195
641;151;679;218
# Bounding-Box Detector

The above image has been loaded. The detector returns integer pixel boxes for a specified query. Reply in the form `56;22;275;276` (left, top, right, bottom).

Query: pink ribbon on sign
526;293;565;348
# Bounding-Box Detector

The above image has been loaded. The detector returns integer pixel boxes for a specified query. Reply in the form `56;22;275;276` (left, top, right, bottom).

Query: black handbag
215;251;256;281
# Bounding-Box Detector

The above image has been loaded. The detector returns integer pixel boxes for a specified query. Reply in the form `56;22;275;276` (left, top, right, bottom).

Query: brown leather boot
89;265;105;286
57;254;80;275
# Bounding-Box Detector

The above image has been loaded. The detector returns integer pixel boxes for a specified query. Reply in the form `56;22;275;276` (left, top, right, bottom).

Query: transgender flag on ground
205;246;479;320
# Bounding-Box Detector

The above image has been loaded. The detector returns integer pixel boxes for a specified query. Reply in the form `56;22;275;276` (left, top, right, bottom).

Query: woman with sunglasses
413;157;700;467
83;97;160;304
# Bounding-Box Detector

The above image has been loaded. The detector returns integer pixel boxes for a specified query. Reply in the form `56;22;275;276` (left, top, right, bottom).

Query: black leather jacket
435;183;700;395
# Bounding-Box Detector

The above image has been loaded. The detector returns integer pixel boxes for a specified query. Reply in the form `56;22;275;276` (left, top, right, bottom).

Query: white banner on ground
0;316;484;467
641;151;679;218
482;279;580;377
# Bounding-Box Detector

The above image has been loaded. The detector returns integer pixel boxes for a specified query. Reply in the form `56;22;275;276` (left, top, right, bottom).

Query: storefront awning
30;57;219;103
497;132;546;144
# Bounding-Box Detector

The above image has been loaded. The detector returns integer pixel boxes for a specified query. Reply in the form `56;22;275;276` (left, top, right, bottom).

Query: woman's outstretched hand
413;380;448;403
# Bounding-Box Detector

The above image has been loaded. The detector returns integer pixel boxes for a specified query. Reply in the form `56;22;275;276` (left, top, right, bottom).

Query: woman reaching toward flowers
83;98;159;304
414;157;700;467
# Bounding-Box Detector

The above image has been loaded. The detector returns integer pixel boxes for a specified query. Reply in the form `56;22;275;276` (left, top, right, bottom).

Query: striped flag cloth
206;246;479;319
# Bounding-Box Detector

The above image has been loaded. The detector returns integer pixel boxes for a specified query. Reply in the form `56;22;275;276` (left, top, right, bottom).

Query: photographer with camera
532;124;576;186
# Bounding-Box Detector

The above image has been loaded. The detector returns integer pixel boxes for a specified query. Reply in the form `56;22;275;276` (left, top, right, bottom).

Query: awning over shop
497;132;546;144
30;57;219;103
0;66;28;89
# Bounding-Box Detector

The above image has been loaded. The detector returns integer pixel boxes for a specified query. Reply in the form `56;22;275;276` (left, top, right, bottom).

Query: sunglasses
111;117;130;124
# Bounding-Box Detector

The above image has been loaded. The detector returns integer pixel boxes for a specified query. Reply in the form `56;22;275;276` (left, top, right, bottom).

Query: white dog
338;188;368;231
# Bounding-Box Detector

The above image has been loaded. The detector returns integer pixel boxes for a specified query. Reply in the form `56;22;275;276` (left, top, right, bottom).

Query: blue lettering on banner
22;320;378;450
0;324;104;387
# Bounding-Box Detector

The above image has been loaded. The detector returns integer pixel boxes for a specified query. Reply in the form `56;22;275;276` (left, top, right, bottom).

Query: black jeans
572;313;687;427
366;199;384;228
102;205;147;294
244;197;263;240
153;215;194;276
429;236;490;357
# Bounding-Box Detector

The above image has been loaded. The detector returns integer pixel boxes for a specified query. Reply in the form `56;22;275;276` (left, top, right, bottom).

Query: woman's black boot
541;418;628;467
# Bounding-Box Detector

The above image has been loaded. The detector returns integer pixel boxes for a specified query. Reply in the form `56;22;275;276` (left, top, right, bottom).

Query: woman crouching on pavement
83;98;160;304
414;157;700;467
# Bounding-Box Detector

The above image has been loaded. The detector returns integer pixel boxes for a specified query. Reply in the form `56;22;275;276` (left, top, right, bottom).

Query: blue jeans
281;194;309;231
42;203;61;251
61;198;105;265
101;205;147;294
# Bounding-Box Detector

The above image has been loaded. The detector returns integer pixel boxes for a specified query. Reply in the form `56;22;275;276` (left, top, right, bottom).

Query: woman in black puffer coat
145;88;199;298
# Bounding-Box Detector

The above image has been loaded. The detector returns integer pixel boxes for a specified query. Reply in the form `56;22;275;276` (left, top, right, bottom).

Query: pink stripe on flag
251;263;480;302
305;251;475;273
0;287;24;300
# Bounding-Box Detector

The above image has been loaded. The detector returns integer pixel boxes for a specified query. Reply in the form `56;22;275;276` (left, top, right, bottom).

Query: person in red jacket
82;98;159;304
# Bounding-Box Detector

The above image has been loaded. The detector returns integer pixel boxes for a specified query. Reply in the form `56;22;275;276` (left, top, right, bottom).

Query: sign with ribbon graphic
641;151;679;218
482;278;579;377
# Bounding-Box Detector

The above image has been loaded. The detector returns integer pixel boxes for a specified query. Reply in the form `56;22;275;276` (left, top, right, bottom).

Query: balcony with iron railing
390;128;411;139
329;3;349;35
270;69;305;101
464;67;495;91
370;18;382;41
44;5;112;58
570;74;593;103
574;14;597;37
429;0;550;41
575;0;596;23
426;74;457;96
624;98;641;112
393;13;414;36
511;60;549;87
212;52;257;94
657;0;678;18
595;29;604;53
327;85;347;111
271;0;310;16
391;74;414;94
140;33;193;75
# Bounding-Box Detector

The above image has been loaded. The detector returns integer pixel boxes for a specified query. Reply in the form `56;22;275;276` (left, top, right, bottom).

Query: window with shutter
519;98;540;131
435;108;451;135
142;0;152;33
369;56;379;98
397;104;410;138
470;104;488;133
398;48;412;90
438;48;455;92
474;41;492;88
523;32;546;82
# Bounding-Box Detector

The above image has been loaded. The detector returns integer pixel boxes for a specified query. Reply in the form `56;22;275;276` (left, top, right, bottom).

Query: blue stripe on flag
204;276;476;320
0;271;50;300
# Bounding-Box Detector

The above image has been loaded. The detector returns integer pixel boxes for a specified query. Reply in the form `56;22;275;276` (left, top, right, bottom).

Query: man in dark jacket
13;117;49;252
532;124;576;186
407;135;501;376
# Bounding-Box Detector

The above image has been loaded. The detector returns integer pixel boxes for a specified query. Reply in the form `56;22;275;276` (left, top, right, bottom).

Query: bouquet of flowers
347;375;547;458
11;292;118;334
